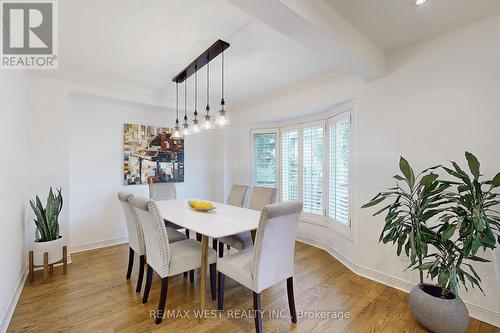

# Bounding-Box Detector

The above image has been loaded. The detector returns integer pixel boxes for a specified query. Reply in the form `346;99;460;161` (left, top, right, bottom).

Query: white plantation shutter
281;129;299;202
252;131;277;188
303;124;324;215
329;115;350;225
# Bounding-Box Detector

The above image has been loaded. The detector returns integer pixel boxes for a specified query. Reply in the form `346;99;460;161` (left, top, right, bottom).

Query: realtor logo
1;0;58;69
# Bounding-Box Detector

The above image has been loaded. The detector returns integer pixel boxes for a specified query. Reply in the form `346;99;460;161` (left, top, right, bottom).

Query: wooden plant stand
28;246;68;282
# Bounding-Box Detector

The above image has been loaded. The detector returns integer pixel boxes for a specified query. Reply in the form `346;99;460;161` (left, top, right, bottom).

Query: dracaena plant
30;187;63;242
419;152;500;296
362;157;449;283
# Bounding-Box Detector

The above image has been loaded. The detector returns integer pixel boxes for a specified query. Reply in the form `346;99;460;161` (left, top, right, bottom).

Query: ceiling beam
228;0;387;81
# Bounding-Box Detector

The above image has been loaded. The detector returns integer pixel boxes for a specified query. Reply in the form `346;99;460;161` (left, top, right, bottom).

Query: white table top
155;199;261;238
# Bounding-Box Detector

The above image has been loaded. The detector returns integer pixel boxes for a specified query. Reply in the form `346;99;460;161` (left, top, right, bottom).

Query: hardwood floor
8;242;498;333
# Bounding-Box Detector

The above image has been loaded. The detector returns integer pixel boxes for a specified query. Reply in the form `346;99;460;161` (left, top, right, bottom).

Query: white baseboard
0;267;28;333
296;234;500;328
70;236;128;254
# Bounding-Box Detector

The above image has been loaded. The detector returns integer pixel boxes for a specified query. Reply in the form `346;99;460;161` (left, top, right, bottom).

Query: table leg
199;235;208;323
251;230;256;244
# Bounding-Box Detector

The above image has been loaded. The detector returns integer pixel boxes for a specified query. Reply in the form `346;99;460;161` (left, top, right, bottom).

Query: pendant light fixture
192;67;200;133
203;58;212;130
217;49;227;127
172;82;181;138
182;79;190;136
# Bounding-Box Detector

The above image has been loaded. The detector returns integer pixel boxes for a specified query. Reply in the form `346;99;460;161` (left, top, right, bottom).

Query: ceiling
55;0;500;108
58;0;334;108
326;0;500;52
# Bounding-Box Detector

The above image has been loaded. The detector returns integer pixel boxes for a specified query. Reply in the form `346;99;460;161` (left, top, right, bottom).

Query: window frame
326;111;353;237
250;128;280;191
249;103;354;240
280;125;300;204
299;119;326;223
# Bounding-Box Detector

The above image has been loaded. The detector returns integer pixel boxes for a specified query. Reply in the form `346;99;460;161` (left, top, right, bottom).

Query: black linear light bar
172;39;230;83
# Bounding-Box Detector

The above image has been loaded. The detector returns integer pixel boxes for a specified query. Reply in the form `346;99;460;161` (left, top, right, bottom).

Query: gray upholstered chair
217;186;277;257
118;192;186;293
131;196;217;325
148;183;182;229
217;201;303;333
227;184;250;207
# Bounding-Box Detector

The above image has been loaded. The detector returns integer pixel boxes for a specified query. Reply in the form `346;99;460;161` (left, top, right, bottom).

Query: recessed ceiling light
415;0;427;5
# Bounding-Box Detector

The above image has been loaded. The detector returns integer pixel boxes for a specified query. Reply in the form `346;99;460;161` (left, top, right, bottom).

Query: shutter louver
329;116;350;225
281;130;299;202
303;125;324;215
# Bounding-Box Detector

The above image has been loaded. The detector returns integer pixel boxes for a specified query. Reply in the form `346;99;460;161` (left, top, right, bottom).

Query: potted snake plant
363;153;500;333
30;187;65;267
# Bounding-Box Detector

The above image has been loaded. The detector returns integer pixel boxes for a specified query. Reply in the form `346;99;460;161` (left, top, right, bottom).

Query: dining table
155;199;261;321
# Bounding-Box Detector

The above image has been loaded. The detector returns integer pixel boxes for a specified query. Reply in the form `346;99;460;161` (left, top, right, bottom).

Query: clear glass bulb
172;128;181;139
203;115;212;130
192;122;200;133
182;126;190;136
217;109;227;127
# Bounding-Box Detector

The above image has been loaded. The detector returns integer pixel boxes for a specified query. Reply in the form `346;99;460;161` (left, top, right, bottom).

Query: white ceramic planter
33;237;65;266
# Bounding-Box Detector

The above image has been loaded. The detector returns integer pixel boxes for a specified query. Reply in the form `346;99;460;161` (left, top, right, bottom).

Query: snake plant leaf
465;152;480;180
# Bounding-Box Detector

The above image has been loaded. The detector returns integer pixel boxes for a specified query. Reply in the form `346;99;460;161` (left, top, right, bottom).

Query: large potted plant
362;157;448;283
29;187;66;279
363;153;500;333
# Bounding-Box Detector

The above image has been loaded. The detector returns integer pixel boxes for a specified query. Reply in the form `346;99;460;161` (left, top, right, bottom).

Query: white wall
0;72;27;332
68;94;217;251
227;14;500;326
26;75;219;253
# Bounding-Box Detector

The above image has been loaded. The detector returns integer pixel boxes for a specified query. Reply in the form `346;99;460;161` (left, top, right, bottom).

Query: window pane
252;132;277;188
281;130;299;202
329;117;350;224
303;126;324;215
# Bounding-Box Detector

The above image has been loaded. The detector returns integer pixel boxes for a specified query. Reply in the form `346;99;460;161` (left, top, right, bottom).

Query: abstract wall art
123;123;184;185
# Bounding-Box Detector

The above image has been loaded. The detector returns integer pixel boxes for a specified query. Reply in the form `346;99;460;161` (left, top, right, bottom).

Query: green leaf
468;256;490;263
420;172;439;187
491;172;500;188
465;152;480;180
441;224;456;241
438;268;450;288
362;195;386;208
399;156;415;188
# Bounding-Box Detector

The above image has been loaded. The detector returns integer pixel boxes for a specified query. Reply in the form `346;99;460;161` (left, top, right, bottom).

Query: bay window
251;107;352;232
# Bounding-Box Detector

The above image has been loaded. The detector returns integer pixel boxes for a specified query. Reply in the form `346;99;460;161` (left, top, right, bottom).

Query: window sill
300;214;354;242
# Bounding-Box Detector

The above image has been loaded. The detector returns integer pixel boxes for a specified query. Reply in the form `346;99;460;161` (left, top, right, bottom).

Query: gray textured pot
409;283;469;333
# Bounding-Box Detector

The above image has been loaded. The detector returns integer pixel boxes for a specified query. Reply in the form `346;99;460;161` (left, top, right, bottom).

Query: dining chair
217;201;303;333
118;192;187;293
131;196;218;325
149;182;195;280
217;186;277;257
227;184;250;207
148;183;182;229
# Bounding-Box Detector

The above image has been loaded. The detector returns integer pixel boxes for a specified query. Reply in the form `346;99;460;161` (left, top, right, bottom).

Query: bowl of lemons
188;200;215;212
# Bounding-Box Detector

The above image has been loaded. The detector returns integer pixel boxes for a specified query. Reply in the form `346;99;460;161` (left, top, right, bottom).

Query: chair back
130;196;171;278
117;192;145;255
227;184;249;207
149;183;177;201
252;201;303;293
248;186;277;211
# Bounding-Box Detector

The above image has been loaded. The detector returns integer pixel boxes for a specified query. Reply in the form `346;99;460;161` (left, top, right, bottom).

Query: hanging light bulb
203;56;212;130
217;49;228;127
182;79;190;136
172;82;182;139
192;66;200;133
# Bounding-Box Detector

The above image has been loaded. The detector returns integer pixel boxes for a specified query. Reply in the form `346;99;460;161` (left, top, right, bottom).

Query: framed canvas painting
123;123;184;185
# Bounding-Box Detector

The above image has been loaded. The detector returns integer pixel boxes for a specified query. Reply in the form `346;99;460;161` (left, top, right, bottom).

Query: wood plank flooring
8;242;499;332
